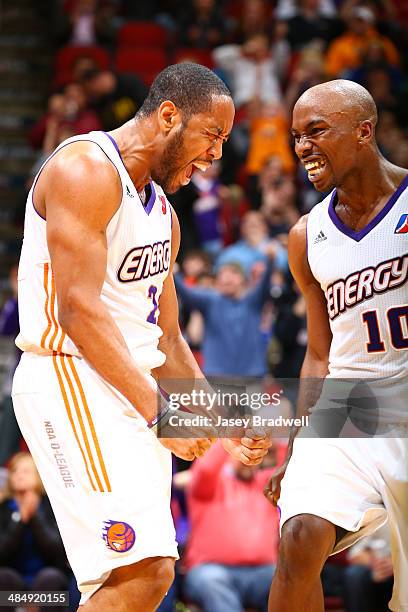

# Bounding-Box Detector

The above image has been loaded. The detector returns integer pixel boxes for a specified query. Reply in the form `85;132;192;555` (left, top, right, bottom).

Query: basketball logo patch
159;195;167;214
395;214;408;234
102;520;135;553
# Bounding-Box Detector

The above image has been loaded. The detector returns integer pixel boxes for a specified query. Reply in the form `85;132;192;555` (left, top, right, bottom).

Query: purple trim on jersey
104;131;156;216
328;175;408;242
33;201;46;221
104;131;124;163
143;182;156;215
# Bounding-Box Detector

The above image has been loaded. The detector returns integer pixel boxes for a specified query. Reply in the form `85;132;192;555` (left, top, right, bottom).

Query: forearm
61;300;160;421
154;332;204;381
285;349;329;460
153;333;222;428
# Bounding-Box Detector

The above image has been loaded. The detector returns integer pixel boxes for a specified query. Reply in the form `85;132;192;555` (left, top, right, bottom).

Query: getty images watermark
163;388;309;432
155;376;408;439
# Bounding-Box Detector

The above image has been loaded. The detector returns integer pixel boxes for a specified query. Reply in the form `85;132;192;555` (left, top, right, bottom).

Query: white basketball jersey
307;176;408;379
16;131;173;370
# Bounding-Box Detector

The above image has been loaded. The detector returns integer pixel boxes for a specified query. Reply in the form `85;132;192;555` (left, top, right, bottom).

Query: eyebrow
207;127;230;140
291;119;329;134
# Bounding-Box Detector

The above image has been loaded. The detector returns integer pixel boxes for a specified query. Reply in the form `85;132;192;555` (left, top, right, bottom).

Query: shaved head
295;79;378;126
291;80;380;192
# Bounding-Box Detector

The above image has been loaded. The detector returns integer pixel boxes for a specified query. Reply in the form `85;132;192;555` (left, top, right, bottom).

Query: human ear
358;120;374;144
158;101;181;134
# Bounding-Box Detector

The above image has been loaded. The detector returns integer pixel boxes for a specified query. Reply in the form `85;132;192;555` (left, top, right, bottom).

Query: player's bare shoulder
289;214;308;246
35;140;122;224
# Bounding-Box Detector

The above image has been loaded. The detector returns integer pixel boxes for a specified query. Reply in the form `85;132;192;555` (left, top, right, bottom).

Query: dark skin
33;94;271;611
265;80;407;611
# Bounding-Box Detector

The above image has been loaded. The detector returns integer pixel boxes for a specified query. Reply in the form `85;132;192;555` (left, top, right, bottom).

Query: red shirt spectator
185;440;285;570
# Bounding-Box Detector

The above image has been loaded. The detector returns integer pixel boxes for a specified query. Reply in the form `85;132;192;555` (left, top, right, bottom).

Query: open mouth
304;158;327;182
181;161;211;186
192;161;211;172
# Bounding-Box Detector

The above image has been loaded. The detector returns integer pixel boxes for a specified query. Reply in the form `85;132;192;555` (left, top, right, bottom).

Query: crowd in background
0;0;406;609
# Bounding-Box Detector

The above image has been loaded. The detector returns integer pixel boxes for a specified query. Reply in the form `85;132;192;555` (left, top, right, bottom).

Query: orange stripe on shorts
59;355;106;493
67;356;112;493
52;354;98;492
41;263;52;349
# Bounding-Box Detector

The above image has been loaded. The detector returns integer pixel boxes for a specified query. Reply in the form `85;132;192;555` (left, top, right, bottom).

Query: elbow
58;289;97;335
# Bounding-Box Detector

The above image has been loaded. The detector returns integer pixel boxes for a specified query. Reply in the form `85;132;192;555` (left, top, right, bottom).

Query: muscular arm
285;215;332;454
154;208;271;465
265;215;332;504
153;208;206;383
40;143;163;422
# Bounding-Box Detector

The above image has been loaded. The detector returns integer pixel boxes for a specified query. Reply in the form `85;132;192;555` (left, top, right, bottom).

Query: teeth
193;162;210;172
304;160;325;171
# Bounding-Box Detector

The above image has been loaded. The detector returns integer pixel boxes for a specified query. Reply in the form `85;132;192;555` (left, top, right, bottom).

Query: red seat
173;48;214;68
118;21;167;48
115;48;167;84
54;45;110;87
324;596;345;611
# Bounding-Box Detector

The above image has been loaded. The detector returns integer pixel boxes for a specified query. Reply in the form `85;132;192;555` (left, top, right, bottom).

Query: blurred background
0;0;405;610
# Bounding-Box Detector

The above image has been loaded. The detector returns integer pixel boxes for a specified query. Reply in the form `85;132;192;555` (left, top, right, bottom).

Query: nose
295;134;313;159
208;139;223;160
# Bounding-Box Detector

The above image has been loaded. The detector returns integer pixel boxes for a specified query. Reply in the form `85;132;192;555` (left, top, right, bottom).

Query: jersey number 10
362;306;408;353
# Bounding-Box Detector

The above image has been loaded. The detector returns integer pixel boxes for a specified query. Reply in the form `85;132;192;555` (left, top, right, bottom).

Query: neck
108;117;163;192
336;153;404;213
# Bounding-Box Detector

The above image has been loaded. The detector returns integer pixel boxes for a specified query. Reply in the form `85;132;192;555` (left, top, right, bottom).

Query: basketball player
12;63;271;611
264;80;408;611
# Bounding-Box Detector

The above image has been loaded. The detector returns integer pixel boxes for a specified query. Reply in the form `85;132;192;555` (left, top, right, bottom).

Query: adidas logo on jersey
126;185;134;198
314;230;327;244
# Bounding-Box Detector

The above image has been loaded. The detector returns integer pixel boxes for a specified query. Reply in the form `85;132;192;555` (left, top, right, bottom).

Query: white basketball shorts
12;352;178;604
279;437;408;611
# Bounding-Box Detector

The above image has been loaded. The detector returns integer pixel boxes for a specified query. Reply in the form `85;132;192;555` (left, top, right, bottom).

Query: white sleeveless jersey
307;176;408;379
16;131;173;370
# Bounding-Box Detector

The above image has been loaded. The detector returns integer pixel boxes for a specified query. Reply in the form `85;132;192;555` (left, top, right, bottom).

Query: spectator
175;259;272;377
286;0;342;51
183;441;285;612
179;0;227;49
260;174;299;238
345;39;404;93
56;0;117;47
216;211;283;278
177;252;214;369
232;0;273;43
343;523;393;612
246;100;295;189
275;0;337;20
213;34;282;109
376;111;408;166
186;161;229;258
0;266;22;466
269;270;307;380
180;250;213;286
285;43;327;112
81;68;148;130
0;453;70;611
29;83;101;151
325;6;399;77
169;171;249;259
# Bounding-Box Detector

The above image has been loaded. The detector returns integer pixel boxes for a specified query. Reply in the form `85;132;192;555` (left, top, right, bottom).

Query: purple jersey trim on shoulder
104;131;124;162
328;174;408;242
104;131;156;216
